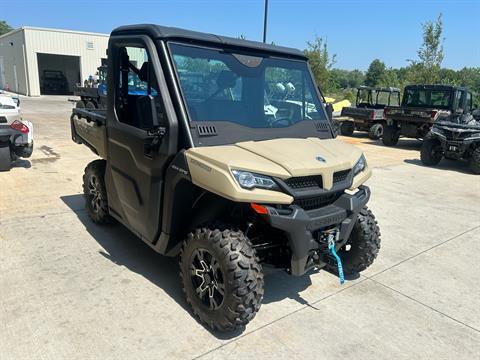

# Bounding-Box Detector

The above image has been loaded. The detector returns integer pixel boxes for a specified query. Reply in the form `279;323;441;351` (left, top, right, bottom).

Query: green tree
409;14;444;83
304;36;336;92
0;20;13;36
378;68;400;88
330;69;365;90
365;59;386;87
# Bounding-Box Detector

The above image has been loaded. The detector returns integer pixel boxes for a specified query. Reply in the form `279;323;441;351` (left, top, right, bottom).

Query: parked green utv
383;84;473;146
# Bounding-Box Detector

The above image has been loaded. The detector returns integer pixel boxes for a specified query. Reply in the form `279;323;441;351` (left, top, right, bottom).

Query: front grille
293;193;338;210
333;169;350;183
443;130;472;141
285;176;322;189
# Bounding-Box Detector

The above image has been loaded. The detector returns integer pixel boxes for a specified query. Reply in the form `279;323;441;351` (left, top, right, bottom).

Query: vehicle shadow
338;132;423;151
365;138;423;151
60;194;190;318
61;194;358;339
404;158;474;175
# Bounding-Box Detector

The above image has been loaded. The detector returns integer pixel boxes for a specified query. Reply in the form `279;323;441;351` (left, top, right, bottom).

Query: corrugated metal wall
24;28;109;96
1;27;156;96
0;30;28;95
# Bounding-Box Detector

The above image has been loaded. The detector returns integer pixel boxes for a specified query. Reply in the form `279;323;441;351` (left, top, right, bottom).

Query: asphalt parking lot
1;96;479;359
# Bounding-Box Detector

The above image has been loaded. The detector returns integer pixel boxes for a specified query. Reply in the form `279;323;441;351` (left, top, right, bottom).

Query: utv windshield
169;43;330;145
402;88;452;109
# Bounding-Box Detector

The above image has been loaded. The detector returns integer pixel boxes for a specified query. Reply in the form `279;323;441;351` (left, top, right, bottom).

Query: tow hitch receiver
326;229;345;285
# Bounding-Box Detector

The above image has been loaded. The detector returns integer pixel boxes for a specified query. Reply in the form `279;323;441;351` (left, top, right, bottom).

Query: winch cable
328;235;345;285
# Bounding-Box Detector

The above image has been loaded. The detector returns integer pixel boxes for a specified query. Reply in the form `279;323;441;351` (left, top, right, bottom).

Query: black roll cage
356;86;401;107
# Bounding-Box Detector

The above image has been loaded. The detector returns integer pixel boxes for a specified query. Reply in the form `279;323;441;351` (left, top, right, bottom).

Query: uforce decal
190;158;212;172
171;164;188;175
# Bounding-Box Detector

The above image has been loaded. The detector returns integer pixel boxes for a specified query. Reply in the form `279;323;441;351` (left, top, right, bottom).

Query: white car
0;93;33;171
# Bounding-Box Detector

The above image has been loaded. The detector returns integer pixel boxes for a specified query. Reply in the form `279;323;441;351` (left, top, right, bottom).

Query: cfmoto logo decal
315;155;326;163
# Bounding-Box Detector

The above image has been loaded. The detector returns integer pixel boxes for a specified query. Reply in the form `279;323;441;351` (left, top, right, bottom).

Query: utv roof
404;84;469;91
357;85;401;92
111;24;307;60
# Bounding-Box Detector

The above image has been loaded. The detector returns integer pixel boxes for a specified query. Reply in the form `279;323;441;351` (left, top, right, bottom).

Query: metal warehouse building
0;27;109;96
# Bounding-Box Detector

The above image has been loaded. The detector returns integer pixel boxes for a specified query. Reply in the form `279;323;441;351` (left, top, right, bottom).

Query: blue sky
4;0;479;70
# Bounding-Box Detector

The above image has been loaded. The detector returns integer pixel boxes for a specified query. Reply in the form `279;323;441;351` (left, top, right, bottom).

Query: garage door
37;53;80;95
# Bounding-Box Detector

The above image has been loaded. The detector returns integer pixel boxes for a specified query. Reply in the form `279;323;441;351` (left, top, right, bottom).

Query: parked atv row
339;84;479;174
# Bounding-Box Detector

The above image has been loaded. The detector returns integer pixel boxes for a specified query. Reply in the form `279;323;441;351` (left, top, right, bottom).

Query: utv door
105;35;176;243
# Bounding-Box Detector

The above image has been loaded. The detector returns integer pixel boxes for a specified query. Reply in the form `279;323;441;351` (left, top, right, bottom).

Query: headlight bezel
353;154;367;176
231;170;279;191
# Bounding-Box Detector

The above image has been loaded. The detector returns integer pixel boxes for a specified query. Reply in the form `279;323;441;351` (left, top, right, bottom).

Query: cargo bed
70;108;107;157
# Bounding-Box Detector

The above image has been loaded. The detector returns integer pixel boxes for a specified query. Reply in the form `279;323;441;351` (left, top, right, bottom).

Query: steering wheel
270;117;292;128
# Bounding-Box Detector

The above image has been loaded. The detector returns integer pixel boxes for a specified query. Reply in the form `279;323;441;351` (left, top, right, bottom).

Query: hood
186;137;364;191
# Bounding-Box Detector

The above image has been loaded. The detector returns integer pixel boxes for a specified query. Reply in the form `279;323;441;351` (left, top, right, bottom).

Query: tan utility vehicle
71;24;381;332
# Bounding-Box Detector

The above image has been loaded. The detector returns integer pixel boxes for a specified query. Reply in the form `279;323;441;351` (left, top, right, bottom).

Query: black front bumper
263;186;370;276
438;137;476;159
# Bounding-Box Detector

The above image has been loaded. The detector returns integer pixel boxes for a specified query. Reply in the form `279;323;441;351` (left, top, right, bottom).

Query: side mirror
325;103;334;121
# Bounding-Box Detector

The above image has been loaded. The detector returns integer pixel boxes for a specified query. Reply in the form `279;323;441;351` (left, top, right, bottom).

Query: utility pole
263;0;269;43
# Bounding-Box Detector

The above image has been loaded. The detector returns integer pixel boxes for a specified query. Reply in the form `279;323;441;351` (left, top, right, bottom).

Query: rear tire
338;207;381;274
469;147;480;174
368;123;384;140
180;226;264;332
420;137;443;166
82;160;113;224
0;143;12;171
340;121;355;136
76;100;85;109
382;125;399;146
85;101;96;109
16;142;34;158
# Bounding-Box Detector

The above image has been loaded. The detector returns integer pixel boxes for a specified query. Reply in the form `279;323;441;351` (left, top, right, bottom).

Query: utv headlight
231;170;278;190
353;154;367;176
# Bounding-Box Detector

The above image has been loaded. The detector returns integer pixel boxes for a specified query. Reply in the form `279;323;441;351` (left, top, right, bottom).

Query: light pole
263;0;269;43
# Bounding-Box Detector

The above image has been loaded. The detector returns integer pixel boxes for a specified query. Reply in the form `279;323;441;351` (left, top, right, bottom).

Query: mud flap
0;144;12;171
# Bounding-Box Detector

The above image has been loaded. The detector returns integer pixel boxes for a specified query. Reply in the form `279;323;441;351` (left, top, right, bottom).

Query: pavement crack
193;278;369;359
369;224;480;279
368;277;480;334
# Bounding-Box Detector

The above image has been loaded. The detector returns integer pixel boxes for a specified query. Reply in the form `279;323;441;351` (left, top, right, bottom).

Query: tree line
305;14;480;105
2;16;478;104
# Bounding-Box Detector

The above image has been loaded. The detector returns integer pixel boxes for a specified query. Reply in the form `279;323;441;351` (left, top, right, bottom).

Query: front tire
82;160;112;224
338;207;381;274
368;123;384;140
340;121;355;136
382;125;399;146
420;137;443;166
469;147;480;174
180;226;264;332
